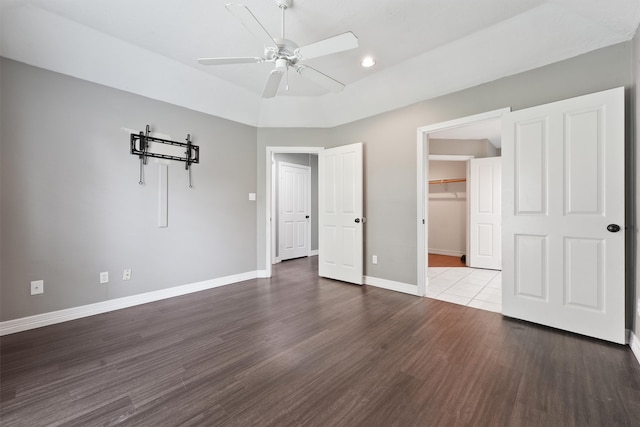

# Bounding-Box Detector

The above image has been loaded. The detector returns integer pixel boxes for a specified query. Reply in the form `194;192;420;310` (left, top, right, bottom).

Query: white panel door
502;87;625;344
469;157;502;270
279;163;310;261
319;143;364;285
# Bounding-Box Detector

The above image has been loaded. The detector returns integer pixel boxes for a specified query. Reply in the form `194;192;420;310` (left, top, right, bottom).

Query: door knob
607;224;621;233
305;215;310;219
355;218;360;223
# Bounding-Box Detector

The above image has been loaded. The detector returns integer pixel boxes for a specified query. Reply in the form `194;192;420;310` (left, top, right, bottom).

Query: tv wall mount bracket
130;125;200;188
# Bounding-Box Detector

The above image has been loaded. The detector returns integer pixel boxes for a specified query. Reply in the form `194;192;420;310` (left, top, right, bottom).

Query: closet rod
428;178;466;184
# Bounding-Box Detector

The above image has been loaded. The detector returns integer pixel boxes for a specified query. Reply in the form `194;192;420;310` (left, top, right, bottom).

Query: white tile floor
426;267;502;313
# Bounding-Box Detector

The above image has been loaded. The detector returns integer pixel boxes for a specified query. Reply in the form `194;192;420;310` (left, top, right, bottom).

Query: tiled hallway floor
426;267;502;313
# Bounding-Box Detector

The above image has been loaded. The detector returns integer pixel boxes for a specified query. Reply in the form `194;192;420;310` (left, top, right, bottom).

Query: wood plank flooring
2;256;640;426
429;253;466;267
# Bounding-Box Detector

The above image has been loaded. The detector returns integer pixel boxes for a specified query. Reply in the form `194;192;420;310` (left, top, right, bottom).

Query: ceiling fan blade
296;32;359;61
197;57;264;66
262;69;284;98
225;3;277;48
296;65;345;93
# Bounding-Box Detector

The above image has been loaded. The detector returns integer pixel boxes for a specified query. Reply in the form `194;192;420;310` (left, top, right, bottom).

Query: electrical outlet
372;255;378;265
637;299;640;317
30;280;44;295
100;271;109;284
123;269;132;281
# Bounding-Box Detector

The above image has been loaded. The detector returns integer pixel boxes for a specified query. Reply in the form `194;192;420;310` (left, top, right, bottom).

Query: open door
319;143;364;285
502;87;625;344
469;157;502;270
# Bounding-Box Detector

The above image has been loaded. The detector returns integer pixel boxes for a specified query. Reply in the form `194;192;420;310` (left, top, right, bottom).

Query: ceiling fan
197;0;359;98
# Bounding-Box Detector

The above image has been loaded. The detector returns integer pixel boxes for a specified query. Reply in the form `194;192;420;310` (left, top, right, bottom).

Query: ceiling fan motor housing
275;0;293;9
266;38;300;65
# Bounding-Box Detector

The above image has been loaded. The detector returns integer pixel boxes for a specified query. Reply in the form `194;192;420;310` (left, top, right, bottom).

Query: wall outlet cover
100;272;109;284
123;269;132;281
30;280;44;295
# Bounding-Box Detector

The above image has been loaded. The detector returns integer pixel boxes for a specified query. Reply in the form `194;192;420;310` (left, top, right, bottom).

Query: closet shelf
428;178;466;184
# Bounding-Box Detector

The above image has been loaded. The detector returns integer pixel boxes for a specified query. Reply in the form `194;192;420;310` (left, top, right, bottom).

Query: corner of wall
632;24;640;340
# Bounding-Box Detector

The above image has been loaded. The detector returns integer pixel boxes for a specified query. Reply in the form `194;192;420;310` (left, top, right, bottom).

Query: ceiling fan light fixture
361;56;376;68
201;1;358;97
275;58;288;71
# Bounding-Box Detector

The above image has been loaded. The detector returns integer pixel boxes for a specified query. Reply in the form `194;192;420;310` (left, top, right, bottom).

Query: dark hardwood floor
1;256;639;426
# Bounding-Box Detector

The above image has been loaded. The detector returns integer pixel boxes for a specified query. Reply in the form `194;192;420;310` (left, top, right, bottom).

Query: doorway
428;155;473;267
416;108;510;298
426;138;503;312
265;144;365;285
265;147;324;277
273;155;317;263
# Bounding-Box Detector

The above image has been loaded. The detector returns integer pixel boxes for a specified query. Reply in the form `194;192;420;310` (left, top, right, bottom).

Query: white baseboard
364;276;419;296
0;270;260;336
630;330;640;367
256;270;269;278
309;250;319;257
428;249;465;257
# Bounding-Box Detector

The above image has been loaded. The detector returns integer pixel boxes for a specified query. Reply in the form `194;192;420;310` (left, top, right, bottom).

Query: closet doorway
428;155;472;267
421;114;505;312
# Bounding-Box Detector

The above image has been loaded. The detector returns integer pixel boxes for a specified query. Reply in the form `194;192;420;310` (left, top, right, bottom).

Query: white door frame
417;108;510;296
265;146;324;278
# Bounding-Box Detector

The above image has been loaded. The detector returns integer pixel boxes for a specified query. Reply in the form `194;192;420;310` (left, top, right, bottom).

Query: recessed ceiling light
361;57;376;68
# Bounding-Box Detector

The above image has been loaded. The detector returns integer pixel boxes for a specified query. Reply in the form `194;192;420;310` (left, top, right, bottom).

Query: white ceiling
2;0;639;127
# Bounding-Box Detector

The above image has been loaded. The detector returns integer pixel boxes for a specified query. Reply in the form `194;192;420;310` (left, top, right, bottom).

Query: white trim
0;271;259;336
429;155;475;161
256;270;269;278
428;249;465;257
417;109;511;135
309;250;319;256
417;108;511;296
265;147;324;278
630;330;640;366
417;129;428;296
364;276;420;296
271;152;278;265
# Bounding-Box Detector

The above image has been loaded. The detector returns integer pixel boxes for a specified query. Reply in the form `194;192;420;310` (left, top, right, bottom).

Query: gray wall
633;28;640;339
256;42;634;291
2;40;638;334
429;139;497;157
273;153;319;257
0;58;258;321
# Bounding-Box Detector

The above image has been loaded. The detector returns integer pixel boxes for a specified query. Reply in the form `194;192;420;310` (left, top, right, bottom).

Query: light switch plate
249;193;256;201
